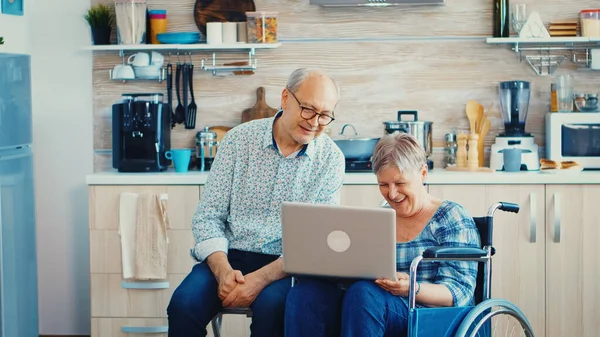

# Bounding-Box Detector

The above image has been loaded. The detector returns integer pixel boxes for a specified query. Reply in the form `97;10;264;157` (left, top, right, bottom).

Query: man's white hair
286;68;340;100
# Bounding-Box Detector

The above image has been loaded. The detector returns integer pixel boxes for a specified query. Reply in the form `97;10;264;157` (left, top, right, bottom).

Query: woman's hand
375;272;411;296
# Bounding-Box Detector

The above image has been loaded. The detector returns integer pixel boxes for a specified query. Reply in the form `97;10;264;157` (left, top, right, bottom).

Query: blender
490;80;540;171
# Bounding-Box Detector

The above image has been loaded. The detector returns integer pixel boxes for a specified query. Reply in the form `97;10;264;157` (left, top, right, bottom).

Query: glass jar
587;93;598;105
580;9;600;37
114;0;147;45
246;12;278;43
444;132;457;167
574;93;586;112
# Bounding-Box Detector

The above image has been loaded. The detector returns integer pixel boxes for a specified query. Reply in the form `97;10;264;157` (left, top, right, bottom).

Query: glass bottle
444;132;458;168
551;83;558;112
493;0;510;37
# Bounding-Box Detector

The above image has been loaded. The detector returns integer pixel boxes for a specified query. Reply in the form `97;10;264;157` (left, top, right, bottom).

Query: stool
210;278;294;336
210;307;253;337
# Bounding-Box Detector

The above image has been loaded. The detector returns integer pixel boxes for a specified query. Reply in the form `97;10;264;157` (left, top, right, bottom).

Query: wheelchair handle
487;202;520;217
499;202;520;213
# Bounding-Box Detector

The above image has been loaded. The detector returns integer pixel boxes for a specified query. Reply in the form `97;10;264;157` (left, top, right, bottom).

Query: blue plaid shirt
190;112;346;263
396;200;480;307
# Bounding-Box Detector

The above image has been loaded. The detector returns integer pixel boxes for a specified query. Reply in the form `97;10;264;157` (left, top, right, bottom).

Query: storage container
149;9;167;44
580;9;600;37
246;12;278;43
114;0;147;44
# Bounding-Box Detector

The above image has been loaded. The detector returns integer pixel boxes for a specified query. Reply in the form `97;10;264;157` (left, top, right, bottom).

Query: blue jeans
167;249;292;337
284;278;409;337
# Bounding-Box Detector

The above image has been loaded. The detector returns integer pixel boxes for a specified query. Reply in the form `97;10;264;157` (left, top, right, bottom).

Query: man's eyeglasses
287;88;335;126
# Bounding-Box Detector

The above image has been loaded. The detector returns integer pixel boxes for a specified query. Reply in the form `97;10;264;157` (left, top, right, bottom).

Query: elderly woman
284;133;481;337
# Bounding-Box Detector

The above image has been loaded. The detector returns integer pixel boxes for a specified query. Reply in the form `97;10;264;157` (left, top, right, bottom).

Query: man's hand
206;252;246;302
375;272;410;296
221;272;266;308
216;269;246;302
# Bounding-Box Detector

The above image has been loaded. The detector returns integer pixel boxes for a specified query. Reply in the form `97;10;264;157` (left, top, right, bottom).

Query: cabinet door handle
529;192;537;243
122;326;168;334
553;192;561;243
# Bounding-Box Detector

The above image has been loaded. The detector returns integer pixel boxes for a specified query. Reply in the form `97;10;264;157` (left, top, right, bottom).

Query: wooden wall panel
91;0;600;171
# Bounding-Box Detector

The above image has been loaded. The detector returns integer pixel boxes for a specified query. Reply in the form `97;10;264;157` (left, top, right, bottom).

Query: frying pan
194;0;256;36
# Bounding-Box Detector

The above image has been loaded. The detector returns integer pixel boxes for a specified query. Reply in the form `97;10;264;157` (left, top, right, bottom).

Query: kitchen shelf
83;42;281;52
486;37;600;76
84;42;282;76
486;37;594;46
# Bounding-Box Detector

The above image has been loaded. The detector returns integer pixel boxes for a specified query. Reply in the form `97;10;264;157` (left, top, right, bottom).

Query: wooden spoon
476;103;484;133
465;100;479;134
477;118;491;167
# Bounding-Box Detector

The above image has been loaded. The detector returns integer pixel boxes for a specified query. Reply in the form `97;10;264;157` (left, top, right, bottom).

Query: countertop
86;169;600;185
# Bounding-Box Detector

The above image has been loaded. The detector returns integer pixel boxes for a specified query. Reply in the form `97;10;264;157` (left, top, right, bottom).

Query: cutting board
208;125;232;142
194;0;255;36
241;87;279;123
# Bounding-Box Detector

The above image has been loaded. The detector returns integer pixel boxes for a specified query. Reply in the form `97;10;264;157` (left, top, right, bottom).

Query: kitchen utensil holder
200;50;257;76
525;54;567;76
487;37;600;75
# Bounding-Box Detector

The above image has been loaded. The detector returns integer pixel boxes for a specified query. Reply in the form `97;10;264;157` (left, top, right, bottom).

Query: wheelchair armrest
422;246;488;259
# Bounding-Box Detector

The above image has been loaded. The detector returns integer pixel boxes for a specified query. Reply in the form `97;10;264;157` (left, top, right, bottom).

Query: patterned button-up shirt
396;200;480;307
190;112;346;263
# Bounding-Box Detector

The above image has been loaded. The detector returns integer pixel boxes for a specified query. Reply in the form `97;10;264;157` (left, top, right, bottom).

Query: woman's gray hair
286;68;340;100
371;133;427;175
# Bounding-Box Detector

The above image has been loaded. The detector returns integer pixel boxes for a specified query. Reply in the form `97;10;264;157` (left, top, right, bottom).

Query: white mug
237;22;247;43
222;22;237;43
127;52;150;67
150;51;164;67
112;64;135;79
206;22;223;44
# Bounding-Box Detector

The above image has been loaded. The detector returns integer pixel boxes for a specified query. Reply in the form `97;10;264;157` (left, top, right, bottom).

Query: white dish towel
119;192;169;280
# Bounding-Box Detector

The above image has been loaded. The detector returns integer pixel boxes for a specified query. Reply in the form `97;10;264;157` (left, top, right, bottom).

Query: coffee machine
490;81;540;171
112;93;171;172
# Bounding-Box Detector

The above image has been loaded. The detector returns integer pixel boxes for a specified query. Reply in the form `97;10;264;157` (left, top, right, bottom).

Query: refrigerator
0;53;39;337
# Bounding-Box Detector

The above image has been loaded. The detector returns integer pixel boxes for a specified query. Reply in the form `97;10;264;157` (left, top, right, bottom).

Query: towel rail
121;281;170;289
122;326;168;334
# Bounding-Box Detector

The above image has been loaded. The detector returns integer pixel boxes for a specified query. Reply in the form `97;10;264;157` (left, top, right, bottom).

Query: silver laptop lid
282;201;397;281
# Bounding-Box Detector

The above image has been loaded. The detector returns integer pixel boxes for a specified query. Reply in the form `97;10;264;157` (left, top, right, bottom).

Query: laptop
281;201;397;281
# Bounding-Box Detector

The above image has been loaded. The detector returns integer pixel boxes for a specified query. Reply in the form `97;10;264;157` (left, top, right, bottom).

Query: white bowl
133;65;162;79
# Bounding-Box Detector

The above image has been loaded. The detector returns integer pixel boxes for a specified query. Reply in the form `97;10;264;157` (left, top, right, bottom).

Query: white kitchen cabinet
545;185;600;337
428;184;546;337
86;182;600;337
340;185;383;207
429;183;600;337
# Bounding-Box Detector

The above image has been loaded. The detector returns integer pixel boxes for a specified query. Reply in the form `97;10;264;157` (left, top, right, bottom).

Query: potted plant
0;37;4;45
84;4;114;45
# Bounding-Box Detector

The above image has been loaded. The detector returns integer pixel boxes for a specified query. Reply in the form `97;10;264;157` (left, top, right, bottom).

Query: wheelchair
406;201;534;337
211;201;535;337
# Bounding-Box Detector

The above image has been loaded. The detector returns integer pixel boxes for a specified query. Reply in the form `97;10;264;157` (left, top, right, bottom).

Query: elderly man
167;68;346;337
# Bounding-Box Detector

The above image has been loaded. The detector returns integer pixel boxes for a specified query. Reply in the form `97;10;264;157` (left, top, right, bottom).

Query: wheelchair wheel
454;299;534;337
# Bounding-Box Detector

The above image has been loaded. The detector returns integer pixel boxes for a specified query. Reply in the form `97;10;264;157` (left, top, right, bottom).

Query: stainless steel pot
383;110;433;157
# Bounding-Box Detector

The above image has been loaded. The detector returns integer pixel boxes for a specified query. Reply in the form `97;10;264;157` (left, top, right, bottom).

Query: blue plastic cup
502;148;522;172
165;149;191;172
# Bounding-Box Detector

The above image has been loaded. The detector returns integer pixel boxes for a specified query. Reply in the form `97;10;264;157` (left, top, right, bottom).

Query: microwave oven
545;113;600;169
